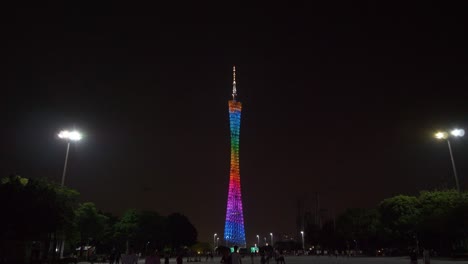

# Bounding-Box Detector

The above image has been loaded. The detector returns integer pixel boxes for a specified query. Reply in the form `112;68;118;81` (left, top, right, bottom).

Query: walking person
220;250;230;264
230;246;242;264
109;248;116;264
423;248;430;264
115;249;121;264
410;248;418;264
122;248;139;264
145;250;161;264
277;251;285;264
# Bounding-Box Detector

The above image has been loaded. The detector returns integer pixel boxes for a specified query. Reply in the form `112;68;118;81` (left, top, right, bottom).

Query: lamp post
434;129;464;192
213;233;217;252
57;130;82;259
216;237;219;247
256;235;260;247
300;231;304;250
58;130;83;187
270;233;273;247
264;237;267;246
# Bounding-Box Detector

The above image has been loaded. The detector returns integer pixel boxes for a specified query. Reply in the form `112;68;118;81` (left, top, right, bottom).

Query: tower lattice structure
223;66;246;247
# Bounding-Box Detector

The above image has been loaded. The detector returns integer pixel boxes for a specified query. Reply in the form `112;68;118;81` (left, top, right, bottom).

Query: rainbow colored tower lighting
223;66;246;247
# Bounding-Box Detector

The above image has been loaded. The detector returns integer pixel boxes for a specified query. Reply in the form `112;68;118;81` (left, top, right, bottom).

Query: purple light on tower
223;66;246;247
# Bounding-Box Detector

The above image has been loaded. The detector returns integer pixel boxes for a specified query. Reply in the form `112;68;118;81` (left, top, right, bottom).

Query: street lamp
57;129;82;259
300;231;305;250
213;233;217;251
216;237;219;247
58;130;83;187
270;233;273;246
256;235;260;247
264;237;267;246
434;128;464;192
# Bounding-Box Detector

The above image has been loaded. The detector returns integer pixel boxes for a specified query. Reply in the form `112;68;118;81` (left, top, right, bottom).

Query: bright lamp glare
58;130;82;141
69;131;82;141
58;130;69;139
451;129;465;137
434;131;448;140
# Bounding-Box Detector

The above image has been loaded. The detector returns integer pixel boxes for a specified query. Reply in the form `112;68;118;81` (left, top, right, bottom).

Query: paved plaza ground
276;256;468;264
79;255;468;264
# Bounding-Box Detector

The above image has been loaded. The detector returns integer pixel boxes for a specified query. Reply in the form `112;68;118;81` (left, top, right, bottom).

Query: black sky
1;2;468;244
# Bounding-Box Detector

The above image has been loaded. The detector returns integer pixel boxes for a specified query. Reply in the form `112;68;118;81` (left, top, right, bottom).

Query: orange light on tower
224;66;246;247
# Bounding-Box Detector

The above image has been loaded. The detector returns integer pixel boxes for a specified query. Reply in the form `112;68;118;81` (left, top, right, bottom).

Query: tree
191;242;211;254
114;210;173;253
75;202;109;255
379;195;420;247
114;209;140;252
446;197;468;255
0;175;79;262
166;213;197;249
335;208;380;252
417;190;467;254
135;211;165;252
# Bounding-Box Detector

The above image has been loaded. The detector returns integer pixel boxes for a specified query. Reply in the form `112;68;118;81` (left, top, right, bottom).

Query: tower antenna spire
232;65;237;100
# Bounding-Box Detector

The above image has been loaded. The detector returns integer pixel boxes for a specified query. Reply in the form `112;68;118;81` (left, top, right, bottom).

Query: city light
224;67;246;247
58;130;83;141
434;131;448;139
300;231;305;250
451;128;465;137
433;128;463;192
213;233;217;251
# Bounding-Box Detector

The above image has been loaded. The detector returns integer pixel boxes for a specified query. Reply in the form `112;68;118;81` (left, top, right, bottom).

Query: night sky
1;2;468;244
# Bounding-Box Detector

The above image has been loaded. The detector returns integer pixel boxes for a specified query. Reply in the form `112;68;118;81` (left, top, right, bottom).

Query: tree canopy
0;176;198;262
303;190;468;256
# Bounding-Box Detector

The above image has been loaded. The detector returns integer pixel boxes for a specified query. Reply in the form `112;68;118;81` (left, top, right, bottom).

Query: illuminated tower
224;66;246;247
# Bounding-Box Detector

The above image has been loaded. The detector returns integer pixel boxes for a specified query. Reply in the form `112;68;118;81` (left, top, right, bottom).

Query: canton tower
223;66;246;247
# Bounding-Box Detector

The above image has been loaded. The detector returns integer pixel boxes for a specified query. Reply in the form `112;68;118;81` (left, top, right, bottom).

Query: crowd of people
103;248;183;264
93;245;432;264
219;246;285;264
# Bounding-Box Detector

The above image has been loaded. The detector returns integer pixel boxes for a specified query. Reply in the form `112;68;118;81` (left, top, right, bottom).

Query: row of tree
0;175;197;263
303;190;468;256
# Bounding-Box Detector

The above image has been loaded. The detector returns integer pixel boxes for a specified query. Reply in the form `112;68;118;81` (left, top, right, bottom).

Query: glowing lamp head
434;131;448;140
451;129;465;137
301;231;304;234
58;130;83;141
